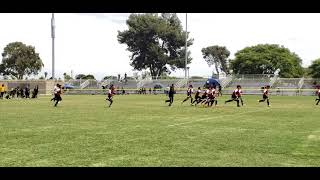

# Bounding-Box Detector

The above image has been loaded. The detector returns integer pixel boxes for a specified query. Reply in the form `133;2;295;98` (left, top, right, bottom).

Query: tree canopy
1;42;43;79
118;13;193;79
75;74;95;80
230;44;304;78
308;58;320;78
201;45;230;76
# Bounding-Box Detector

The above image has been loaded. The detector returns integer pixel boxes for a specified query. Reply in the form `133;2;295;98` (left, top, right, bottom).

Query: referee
165;84;175;106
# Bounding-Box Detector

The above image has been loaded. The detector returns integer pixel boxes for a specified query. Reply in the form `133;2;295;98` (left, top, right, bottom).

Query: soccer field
0;94;320;167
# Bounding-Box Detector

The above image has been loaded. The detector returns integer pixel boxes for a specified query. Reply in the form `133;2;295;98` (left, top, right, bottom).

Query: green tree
308;58;320;78
230;44;304;78
201;45;230;76
103;76;117;80
1;42;44;79
83;74;95;80
75;74;86;79
63;72;73;81
118;13;193;79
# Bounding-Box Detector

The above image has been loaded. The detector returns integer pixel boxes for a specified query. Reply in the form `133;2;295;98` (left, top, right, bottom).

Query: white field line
168;109;266;127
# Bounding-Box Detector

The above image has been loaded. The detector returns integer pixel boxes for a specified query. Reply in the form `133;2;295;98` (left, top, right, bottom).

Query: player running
258;85;271;107
225;85;242;107
53;84;62;107
315;86;320;105
192;87;202;105
181;85;194;105
50;84;59;102
106;85;116;107
165;84;175;106
204;86;218;107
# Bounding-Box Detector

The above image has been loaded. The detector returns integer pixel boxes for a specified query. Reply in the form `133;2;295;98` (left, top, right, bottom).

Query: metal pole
185;13;188;80
51;13;55;80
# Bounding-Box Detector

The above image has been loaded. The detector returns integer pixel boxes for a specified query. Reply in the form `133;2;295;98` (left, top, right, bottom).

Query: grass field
0;94;320;167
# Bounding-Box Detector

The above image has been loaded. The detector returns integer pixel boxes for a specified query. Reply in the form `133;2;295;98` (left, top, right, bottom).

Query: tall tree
118;13;193;79
75;74;86;79
308;58;320;78
83;74;95;80
201;45;230;76
230;44;304;78
1;42;44;79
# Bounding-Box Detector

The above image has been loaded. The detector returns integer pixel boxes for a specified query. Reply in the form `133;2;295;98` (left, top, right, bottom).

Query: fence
1;76;320;96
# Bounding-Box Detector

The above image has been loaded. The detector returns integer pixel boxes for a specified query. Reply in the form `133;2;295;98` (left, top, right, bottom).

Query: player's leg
267;98;270;106
236;99;240;107
169;96;173;106
258;98;266;102
240;97;244;106
54;95;59;107
225;97;235;104
182;96;190;104
109;97;113;107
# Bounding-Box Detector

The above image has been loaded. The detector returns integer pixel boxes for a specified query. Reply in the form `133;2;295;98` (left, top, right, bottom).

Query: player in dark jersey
315;86;320;105
181;85;194;105
258;85;270;107
225;85;241;107
106;85;116;107
192;87;202;105
165;84;175;106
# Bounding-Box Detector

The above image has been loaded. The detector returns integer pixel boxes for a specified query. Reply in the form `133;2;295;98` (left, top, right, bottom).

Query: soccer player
204;86;216;107
53;84;62;107
51;84;59;101
315;86;320;105
192;87;202;105
106;84;116;107
31;85;39;98
197;88;208;105
258;85;271;107
165;84;175;106
25;85;30;99
225;85;241;107
181;85;194;105
0;84;5;99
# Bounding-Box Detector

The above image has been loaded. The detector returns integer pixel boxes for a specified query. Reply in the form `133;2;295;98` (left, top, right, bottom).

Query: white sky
0;13;320;80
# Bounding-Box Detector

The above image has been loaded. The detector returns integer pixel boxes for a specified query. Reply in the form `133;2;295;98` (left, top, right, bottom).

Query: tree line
1;13;320;80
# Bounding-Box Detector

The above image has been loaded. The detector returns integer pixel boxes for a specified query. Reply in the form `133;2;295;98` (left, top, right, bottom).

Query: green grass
0;94;320;167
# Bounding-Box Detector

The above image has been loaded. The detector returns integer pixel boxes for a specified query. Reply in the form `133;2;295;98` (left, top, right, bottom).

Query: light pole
187;67;190;80
51;13;55;80
185;13;188;80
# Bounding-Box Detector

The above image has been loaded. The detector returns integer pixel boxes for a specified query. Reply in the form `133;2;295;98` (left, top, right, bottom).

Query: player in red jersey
258;85;270;107
225;85;241;107
204;86;218;107
315;86;320;105
181;85;194;105
106;84;116;107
